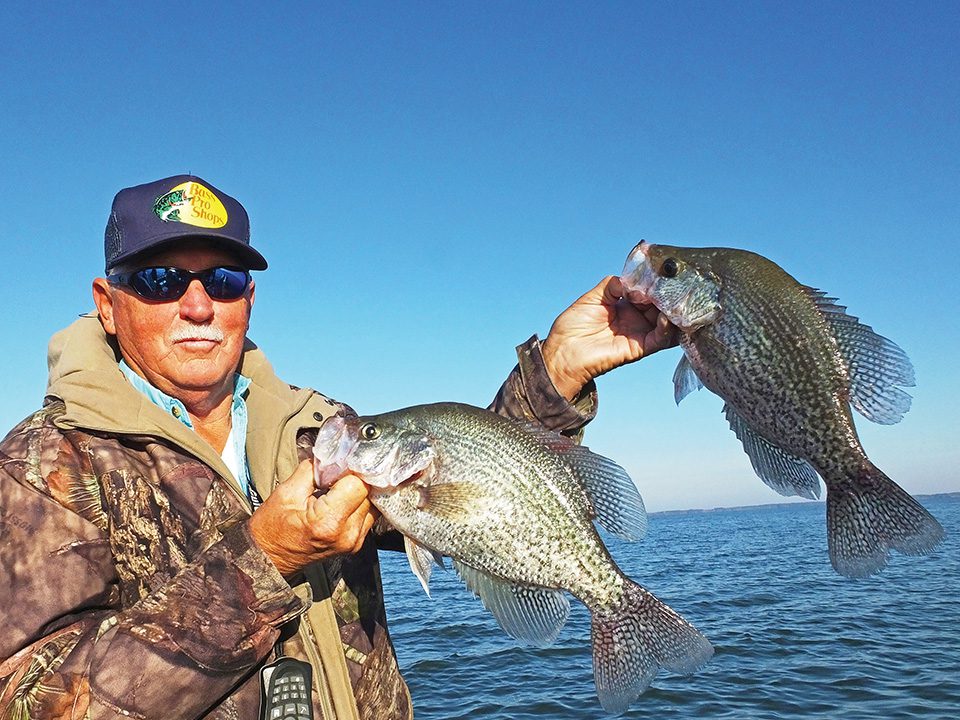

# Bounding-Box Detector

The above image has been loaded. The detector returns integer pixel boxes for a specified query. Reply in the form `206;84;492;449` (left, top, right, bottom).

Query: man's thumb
281;458;318;496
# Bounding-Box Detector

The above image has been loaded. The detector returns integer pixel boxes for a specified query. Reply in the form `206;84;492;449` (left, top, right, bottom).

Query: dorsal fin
517;422;647;541
804;287;914;425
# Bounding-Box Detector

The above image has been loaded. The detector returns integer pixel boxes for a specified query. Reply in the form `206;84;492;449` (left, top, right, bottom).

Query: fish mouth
620;240;656;305
312;417;437;490
313;416;361;490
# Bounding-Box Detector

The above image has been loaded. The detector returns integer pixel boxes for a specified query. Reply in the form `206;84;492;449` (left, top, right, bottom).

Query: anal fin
453;560;569;646
724;404;821;500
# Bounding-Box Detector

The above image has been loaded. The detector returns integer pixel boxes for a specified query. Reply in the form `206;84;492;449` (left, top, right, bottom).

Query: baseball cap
103;174;267;273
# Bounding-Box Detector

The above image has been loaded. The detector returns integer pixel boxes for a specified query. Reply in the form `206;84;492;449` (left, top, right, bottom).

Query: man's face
94;243;255;400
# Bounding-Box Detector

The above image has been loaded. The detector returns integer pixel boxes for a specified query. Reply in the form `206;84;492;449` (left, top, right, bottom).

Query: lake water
380;493;960;719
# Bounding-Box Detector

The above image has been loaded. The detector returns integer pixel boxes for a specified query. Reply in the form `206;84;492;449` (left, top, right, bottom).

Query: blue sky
1;2;957;511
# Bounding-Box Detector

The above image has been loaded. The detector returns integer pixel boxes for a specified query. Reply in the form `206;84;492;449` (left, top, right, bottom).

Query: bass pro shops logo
153;181;229;229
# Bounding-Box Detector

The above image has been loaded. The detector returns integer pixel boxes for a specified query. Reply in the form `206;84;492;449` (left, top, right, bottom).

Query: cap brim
108;233;268;272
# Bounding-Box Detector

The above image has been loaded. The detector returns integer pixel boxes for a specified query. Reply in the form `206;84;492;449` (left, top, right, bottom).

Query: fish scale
312;401;713;713
621;241;944;577
696;270;859;470
387;405;615;601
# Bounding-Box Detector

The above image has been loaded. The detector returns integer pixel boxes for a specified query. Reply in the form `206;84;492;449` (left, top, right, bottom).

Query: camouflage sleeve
0;422;310;719
488;334;598;439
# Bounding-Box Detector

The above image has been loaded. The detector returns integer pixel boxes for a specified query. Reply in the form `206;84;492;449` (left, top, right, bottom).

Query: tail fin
591;582;713;715
827;463;945;578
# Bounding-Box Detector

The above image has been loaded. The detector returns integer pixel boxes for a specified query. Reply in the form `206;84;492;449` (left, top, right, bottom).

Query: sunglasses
107;266;251;301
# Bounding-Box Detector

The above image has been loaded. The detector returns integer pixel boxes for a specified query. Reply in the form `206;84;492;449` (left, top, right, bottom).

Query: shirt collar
118;360;250;428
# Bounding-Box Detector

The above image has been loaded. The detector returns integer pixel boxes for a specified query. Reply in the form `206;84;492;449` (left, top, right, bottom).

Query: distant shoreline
649;490;959;517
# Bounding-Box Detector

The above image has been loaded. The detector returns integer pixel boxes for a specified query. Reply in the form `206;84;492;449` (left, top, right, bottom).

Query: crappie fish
313;402;713;714
620;240;944;578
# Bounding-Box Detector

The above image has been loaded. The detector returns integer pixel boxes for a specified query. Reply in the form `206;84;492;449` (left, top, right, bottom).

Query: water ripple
382;494;960;719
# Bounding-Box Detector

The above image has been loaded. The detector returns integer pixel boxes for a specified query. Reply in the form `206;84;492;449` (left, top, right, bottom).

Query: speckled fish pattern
621;242;944;578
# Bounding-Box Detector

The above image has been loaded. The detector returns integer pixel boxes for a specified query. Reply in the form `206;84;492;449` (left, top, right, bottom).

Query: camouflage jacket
0;315;596;720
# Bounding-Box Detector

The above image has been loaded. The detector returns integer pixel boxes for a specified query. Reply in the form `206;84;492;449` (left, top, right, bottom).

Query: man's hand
541;275;678;400
249;459;377;577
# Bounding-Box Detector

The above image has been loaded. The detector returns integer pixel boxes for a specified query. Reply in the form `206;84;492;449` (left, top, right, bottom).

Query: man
0;175;675;719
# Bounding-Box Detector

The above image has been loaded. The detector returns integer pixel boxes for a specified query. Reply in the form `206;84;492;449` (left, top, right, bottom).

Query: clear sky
1;2;957;512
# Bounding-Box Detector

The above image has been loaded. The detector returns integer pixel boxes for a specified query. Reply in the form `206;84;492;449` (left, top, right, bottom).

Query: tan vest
45;314;371;720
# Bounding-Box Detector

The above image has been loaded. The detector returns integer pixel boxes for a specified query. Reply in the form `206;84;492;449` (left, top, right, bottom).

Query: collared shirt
119;360;256;505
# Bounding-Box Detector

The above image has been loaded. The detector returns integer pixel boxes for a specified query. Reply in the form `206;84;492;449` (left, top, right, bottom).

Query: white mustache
170;325;224;343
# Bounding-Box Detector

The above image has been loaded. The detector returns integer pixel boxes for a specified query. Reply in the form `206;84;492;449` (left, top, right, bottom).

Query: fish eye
661;258;679;278
359;422;381;441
